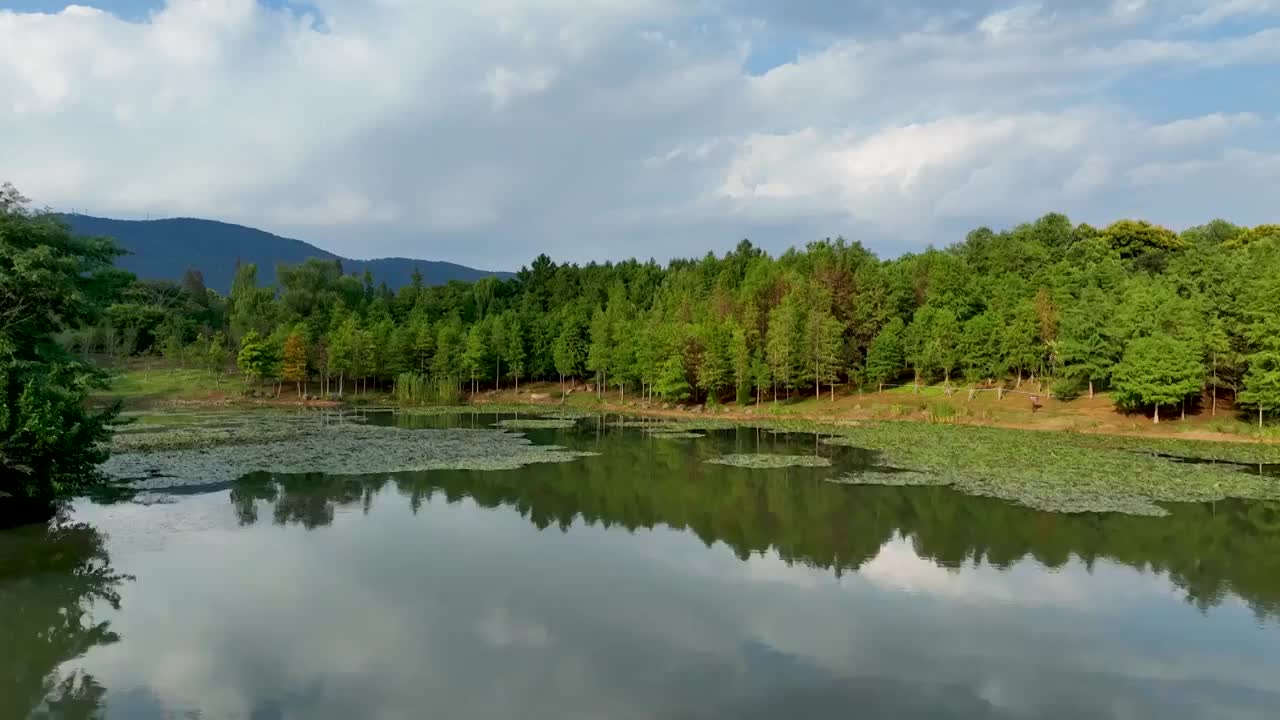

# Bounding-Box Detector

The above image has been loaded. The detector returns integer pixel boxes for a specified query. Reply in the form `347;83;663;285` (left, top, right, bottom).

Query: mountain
61;215;513;292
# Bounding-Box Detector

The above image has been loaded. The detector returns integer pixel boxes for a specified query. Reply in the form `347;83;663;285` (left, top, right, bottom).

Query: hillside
61;214;512;292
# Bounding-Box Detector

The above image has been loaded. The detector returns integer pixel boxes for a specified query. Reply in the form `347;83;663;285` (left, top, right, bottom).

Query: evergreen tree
462;323;488;395
730;322;752;405
204;331;230;384
1057;296;1118;398
1111;334;1202;423
765;296;801;399
654;356;691;403
236;330;272;386
587;308;612;397
1238;344;1280;429
865;317;904;392
503;314;527;392
696;320;732;403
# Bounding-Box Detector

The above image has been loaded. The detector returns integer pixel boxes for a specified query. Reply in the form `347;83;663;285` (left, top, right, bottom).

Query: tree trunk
1261;406;1264;430
830;383;834;402
1088;380;1094;399
1181;399;1186;421
297;381;301;399
339;372;344;396
1154;404;1160;424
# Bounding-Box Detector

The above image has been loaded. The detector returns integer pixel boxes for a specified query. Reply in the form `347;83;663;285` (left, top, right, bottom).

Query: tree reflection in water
0;518;131;720
227;428;1280;622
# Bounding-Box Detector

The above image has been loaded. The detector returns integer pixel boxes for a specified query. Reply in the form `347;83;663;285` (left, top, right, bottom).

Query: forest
65;213;1280;427
8;176;1280;526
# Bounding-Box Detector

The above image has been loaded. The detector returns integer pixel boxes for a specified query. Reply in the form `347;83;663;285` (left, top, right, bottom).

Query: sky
2;0;1279;270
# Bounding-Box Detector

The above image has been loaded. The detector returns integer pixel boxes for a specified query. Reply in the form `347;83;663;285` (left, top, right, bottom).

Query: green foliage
1050;376;1085;401
654;356;691;403
46;187;1280;430
1111;334;1203;422
236;330;274;385
695;320;732;401
865;317;904;387
1101;219;1183;258
1;183;122;523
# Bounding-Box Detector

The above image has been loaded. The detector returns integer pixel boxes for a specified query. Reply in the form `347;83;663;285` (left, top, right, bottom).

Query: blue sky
2;0;1279;268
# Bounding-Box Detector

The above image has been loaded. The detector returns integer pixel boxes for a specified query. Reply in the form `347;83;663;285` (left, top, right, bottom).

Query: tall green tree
765;295;801;399
503;314;527;392
236;330;272;387
1;186;124;524
865;317;905;392
1111;334;1202;423
553;323;586;392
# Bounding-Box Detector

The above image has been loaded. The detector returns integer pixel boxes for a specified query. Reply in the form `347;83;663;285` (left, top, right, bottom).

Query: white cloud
706;108;1276;241
1180;0;1280;28
0;0;1278;267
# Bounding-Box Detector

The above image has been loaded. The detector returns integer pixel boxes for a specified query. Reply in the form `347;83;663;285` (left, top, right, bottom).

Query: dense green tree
1111;334;1203;423
695;320;733;403
653;356;691;403
461;323;488;395
765;295;801;399
503;313;527;392
1101;219;1183;258
865;317;905;391
1;184;124;524
228;263;276;341
959;312;1002;383
1057;295;1118;398
553;323;586;392
236;330;273;387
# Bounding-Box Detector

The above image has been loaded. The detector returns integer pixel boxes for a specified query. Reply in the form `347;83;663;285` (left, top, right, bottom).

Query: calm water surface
4;413;1279;719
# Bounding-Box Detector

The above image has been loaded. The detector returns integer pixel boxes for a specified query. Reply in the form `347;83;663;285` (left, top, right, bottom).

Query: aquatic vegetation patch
645;430;705;439
110;412;354;452
609;420;676;428
706;453;832;469
104;423;597;490
818;423;1280;516
540;411;599;420
495;418;580;429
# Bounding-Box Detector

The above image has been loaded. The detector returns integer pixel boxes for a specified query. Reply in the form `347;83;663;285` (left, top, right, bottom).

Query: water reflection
232;423;1280;620
5;419;1280;719
0;520;130;719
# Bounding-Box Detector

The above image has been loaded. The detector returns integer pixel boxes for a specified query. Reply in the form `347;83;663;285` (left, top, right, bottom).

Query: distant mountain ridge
61;214;512;292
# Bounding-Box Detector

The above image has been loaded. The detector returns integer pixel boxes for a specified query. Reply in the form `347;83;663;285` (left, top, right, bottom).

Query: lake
3;412;1279;719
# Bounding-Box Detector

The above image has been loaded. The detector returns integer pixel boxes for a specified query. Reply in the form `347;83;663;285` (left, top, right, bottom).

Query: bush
1050;377;1085;401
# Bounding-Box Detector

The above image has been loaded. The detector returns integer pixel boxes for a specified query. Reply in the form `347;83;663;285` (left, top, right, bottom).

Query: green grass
96;367;233;405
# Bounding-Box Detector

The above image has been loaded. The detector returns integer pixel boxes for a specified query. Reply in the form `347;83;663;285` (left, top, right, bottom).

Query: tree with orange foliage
281;330;309;399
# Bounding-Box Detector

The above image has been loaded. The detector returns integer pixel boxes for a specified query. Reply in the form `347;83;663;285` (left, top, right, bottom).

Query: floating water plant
495;419;580;429
706;454;832;469
105;422;597;490
817;423;1280;516
645;430;705;440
